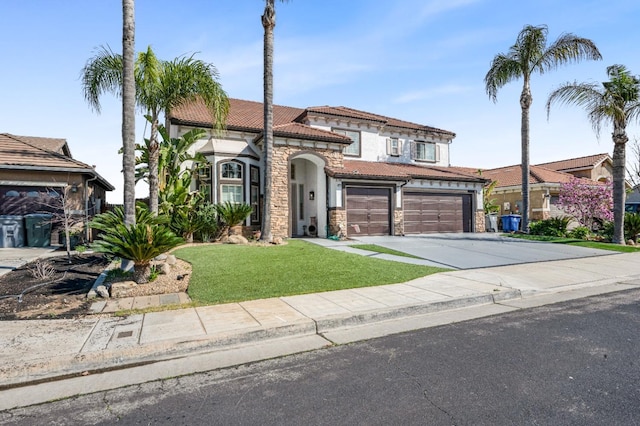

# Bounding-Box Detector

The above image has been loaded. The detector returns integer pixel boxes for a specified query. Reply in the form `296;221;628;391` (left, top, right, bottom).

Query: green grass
567;241;640;252
350;244;423;259
507;234;640;252
174;240;448;304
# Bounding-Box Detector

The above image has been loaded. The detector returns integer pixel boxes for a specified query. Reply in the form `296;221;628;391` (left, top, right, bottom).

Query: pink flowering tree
559;178;613;229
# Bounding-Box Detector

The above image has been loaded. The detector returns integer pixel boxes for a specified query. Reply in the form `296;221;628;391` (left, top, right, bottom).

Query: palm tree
81;46;229;215
484;25;601;231
122;0;136;227
547;65;640;244
260;0;288;243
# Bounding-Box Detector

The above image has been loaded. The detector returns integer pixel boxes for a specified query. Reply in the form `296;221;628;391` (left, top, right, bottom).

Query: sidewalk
1;251;639;411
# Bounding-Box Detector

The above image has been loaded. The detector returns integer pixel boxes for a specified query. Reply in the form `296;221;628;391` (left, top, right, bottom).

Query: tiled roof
304;106;455;136
272;123;352;144
326;160;487;183
11;134;71;156
481;164;579;188
535;153;610;172
169;98;455;140
0;133;114;190
170;98;305;131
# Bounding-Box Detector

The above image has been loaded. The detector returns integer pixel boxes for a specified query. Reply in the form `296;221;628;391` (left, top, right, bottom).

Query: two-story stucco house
168;98;487;239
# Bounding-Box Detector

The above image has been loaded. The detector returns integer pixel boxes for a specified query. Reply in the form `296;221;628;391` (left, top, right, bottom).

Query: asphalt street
3;288;639;425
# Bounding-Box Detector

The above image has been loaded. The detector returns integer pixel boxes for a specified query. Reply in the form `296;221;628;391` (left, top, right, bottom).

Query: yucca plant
215;202;253;237
624;212;640;243
90;204;182;283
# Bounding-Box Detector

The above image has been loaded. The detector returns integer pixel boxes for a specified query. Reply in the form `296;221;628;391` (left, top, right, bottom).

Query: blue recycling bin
501;214;521;232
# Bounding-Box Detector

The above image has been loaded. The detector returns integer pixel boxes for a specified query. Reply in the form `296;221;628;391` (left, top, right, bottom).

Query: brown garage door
404;192;472;234
346;187;391;236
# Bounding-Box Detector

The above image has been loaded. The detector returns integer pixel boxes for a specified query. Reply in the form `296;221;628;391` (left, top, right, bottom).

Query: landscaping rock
110;281;137;298
154;254;168;261
159;262;171;275
96;285;110;299
272;237;283;245
227;235;249;245
166;254;177;265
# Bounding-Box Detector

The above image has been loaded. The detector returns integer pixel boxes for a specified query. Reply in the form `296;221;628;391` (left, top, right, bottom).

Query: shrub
625;212;640;242
215;202;254;236
90;204;183;283
568;226;590;240
596;220;615;242
194;203;220;242
528;216;573;237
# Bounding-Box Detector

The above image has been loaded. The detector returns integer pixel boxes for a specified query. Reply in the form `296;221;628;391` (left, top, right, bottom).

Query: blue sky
2;0;639;202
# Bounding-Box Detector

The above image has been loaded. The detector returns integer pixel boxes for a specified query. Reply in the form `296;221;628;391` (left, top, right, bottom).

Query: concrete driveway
0;246;59;277
349;233;614;269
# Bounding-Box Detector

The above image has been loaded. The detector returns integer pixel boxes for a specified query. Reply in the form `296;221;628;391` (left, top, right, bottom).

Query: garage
403;192;472;234
346;187;392;236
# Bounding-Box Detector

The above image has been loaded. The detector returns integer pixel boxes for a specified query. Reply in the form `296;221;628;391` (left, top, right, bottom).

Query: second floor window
334;129;361;156
221;162;242;180
219;161;244;204
414;141;437;162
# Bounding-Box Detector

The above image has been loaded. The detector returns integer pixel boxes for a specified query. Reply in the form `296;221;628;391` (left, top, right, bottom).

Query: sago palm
90;204;182;283
485;25;601;231
547;65;640;244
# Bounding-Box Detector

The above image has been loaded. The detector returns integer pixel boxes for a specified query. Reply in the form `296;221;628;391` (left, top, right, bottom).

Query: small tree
559;178;613;230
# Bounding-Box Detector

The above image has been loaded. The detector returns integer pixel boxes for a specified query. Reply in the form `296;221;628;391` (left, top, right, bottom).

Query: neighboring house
627;185;640;213
472;152;615;224
535;153;613;182
169;98;488;239
476;164;581;221
0;133;114;243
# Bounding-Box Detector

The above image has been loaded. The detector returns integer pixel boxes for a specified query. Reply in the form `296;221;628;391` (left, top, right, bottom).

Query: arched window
219;161;244;204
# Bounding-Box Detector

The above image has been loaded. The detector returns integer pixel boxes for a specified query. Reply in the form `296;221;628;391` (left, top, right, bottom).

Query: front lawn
507;234;640;253
174;240;447;304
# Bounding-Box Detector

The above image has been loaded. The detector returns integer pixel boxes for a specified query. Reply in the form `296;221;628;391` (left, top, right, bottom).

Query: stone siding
475;211;485;233
328;208;347;239
394;209;404;236
268;146;343;239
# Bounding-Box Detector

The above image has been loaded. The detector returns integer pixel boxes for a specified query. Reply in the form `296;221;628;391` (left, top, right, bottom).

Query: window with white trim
219;161;244;204
334;129;361;156
387;138;401;156
414;141;437;162
221;184;243;203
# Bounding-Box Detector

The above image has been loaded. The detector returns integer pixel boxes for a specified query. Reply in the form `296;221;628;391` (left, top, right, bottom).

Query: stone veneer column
394;209;404;236
475;211;486;233
268;146;344;240
328;208;347;238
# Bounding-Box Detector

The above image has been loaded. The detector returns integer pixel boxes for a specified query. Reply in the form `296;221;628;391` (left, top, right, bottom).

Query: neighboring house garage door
403;192;472;234
346;187;391;236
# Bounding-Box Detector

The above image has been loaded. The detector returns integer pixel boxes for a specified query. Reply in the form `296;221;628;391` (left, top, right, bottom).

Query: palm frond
80;45;123;113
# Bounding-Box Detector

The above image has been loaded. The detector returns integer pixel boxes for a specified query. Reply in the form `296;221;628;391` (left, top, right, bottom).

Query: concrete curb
0;317;318;389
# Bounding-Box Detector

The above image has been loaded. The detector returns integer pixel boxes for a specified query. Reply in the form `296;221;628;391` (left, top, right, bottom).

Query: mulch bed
0;253;110;320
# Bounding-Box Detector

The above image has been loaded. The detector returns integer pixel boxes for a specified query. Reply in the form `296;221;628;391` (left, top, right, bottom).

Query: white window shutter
410;141;416;159
435;144;440;162
386;138;391;155
398;140;403;156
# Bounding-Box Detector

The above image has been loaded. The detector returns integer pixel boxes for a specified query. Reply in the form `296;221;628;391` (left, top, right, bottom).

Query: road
2;289;640;425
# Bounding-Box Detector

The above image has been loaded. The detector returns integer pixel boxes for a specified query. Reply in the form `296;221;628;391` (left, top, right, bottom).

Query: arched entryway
289;153;327;238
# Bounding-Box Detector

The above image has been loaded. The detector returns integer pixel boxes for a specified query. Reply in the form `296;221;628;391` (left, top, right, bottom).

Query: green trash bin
24;214;53;247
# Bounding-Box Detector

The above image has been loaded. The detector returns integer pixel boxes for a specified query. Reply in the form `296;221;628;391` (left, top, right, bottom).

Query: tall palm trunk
612;125;628;244
148;112;160;215
520;78;532;232
260;0;275;243
121;0;136;227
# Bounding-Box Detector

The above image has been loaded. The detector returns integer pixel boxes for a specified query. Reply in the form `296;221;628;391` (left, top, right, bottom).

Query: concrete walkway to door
308;233;614;270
